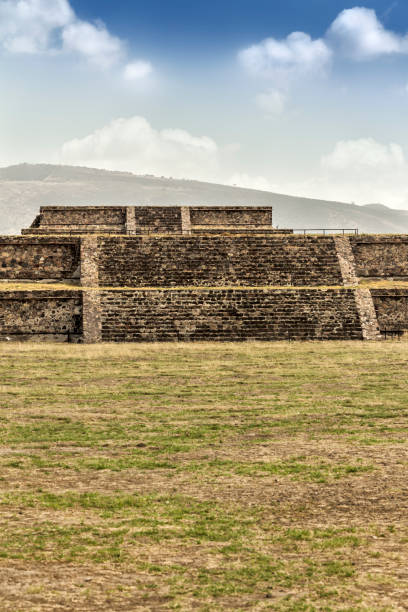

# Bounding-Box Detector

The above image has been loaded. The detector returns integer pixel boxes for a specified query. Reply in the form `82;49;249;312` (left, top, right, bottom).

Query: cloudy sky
1;0;408;208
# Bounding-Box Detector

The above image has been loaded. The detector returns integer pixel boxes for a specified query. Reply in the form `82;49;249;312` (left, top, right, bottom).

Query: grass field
0;341;407;611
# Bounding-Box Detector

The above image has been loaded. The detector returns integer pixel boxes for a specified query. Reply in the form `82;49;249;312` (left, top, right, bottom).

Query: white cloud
228;173;272;192
239;29;331;115
327;7;408;60
223;142;241;154
0;0;73;54
321;138;405;170
62;20;123;69
0;0;151;77
255;89;286;114
239;31;332;84
239;6;408;114
238;6;408;89
288;138;408;207
123;60;153;81
60;116;218;181
225;139;408;208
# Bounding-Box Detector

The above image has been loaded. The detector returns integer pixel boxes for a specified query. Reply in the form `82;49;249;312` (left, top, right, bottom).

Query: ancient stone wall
191;228;293;235
370;289;408;332
23;205;279;235
0;290;82;341
97;235;344;287
100;288;363;342
133;206;183;234
350;236;408;278
354;288;381;341
80;236;102;343
189;206;272;227
333;236;358;286
39;206;126;227
125;207;137;233
7;206;408;343
23;206;126;234
0;236;80;280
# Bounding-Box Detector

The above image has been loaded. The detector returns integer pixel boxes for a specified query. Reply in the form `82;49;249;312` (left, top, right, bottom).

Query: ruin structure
0;205;407;342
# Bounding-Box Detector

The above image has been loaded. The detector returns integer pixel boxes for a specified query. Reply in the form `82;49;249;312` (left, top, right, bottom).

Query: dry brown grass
0;341;407;611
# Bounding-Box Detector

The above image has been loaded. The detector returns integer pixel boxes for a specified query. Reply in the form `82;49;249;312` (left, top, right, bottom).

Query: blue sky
1;0;408;208
72;1;408;49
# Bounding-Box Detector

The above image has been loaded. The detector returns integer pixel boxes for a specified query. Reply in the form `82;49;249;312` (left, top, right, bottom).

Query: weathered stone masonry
334;236;358;286
2;205;408;342
0;236;80;281
80;236;101;344
100;289;363;342
354;289;381;341
23;205;281;236
350;235;408;279
334;236;380;340
371;289;408;332
0;290;82;342
24;206;127;235
97;235;344;288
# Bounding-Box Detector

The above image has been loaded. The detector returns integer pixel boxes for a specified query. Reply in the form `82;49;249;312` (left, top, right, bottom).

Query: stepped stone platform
0;204;408;342
23;205;291;236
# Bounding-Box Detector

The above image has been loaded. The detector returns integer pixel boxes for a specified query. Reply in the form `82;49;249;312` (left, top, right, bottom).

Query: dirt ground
0;341;407;611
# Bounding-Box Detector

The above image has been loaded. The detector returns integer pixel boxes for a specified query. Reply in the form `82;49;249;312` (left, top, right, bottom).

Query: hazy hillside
1;163;408;234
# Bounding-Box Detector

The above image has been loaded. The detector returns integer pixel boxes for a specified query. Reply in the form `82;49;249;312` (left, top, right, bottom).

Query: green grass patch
0;341;406;610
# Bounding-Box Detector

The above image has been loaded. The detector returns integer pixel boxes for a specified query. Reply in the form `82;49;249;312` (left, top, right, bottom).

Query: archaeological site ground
0;341;407;611
0;205;407;610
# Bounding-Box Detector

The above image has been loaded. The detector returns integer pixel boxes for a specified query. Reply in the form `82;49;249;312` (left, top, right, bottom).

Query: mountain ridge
1;163;407;234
